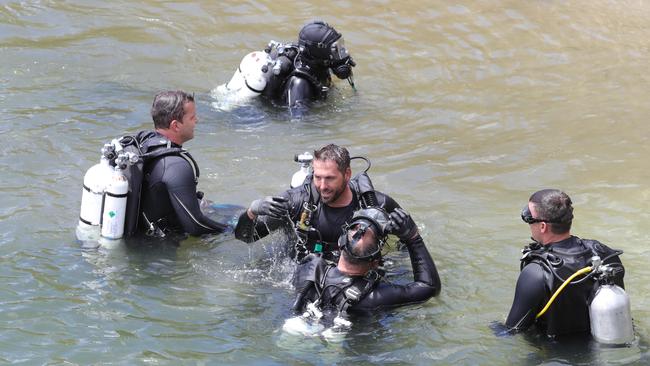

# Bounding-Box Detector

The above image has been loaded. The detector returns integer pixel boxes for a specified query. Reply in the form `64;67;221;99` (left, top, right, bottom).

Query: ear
344;167;352;182
170;119;181;131
539;222;548;233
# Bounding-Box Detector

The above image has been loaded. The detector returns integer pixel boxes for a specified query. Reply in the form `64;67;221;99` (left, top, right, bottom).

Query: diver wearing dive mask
260;20;356;118
503;189;626;339
290;207;441;316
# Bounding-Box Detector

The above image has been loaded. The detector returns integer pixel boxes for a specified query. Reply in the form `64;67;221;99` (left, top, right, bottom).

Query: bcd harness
519;238;624;336
116;132;199;238
264;41;330;100
292;170;380;261
301;261;383;320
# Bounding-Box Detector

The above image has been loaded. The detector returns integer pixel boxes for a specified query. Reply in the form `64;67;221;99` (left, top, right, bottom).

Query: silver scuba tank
589;261;634;345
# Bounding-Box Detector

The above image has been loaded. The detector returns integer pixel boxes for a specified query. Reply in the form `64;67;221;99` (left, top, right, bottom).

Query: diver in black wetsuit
261;20;355;118
290;207;441;315
504;189;625;338
234;144;411;262
137;90;227;237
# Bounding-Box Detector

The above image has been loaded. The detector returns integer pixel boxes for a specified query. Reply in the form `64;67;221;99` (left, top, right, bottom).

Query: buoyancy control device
530;249;634;345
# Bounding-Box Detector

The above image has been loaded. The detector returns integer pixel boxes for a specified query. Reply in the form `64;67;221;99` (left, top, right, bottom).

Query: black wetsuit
138;131;227;237
261;46;332;118
505;236;624;337
291;233;441;314
234;178;402;260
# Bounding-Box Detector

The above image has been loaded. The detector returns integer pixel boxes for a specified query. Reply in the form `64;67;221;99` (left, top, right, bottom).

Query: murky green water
1;0;649;364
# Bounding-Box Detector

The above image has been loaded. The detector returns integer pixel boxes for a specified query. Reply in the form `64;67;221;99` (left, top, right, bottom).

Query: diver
136;90;228;237
220;20;355;118
234;144;417;262
290;207;441;317
503;189;626;339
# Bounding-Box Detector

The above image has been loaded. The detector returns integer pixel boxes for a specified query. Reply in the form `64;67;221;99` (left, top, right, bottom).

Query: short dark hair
313;144;350;174
151;90;195;129
529;189;574;234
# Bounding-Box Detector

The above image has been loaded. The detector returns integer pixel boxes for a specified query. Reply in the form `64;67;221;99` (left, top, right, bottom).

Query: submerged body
291;233;441;314
505;236;624;337
138;131;227;237
218;21;355;118
505;189;630;342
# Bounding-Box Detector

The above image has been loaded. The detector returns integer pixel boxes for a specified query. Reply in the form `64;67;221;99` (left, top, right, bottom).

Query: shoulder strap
337;270;382;314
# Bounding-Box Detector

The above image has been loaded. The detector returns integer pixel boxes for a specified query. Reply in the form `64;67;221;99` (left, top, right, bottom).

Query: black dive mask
338;208;390;261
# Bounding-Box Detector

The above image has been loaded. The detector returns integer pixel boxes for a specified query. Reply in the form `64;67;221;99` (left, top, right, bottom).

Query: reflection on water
1;0;650;364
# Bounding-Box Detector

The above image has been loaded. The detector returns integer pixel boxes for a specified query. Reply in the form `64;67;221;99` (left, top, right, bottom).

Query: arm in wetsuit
160;155;227;236
234;191;300;243
504;249;625;334
355;234;441;311
285;76;315;119
504;262;547;333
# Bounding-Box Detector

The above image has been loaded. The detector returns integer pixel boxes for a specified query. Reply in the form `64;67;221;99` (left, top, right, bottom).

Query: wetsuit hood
298;20;342;63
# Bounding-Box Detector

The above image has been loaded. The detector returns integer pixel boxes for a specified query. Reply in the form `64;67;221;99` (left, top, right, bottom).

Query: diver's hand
388;208;419;241
249;196;290;219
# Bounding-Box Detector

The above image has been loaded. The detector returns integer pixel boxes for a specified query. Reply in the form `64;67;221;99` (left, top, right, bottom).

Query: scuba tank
589;257;634;344
100;166;129;239
78;139;140;241
99;149;139;240
218;51;274;100
291;151;313;188
79;143;118;227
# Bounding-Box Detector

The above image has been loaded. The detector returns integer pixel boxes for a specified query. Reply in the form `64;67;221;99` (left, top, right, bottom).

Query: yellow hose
536;266;592;319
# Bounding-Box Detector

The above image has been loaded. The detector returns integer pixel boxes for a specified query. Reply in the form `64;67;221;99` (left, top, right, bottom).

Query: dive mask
329;38;349;63
338;207;390;261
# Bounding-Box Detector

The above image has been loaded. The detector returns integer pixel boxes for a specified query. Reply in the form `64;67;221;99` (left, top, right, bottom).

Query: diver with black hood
219;20;355;118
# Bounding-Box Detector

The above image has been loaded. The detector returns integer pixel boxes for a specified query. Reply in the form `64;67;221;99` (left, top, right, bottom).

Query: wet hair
340;224;381;265
151;90;195;129
529;189;574;234
313;144;350;174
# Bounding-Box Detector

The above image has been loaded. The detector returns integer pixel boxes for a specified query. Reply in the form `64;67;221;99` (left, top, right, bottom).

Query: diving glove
249;196;290;219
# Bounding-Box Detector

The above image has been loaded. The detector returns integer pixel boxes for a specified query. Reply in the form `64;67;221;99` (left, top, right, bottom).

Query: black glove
249;196;290;219
388;208;418;241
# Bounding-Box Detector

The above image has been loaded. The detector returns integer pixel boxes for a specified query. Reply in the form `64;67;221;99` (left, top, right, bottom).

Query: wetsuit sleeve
376;192;402;213
504;262;547;332
162;156;227;236
234;191;297;243
358;234;441;310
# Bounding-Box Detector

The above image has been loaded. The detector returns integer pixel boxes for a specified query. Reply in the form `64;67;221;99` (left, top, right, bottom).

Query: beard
319;181;346;204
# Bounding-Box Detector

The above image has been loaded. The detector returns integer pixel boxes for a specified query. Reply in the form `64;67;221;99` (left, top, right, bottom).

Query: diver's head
338;208;391;266
313;144;351;205
151;90;197;145
522;189;573;245
298;20;354;78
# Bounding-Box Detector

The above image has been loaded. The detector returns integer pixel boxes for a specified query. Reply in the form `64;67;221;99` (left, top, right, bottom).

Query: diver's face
313;159;350;204
176;101;197;143
527;202;544;243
